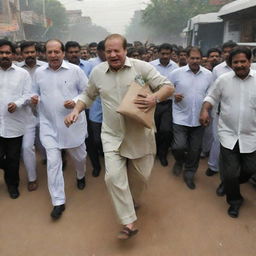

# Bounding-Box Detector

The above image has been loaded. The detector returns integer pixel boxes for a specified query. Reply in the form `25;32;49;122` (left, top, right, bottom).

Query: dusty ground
0;154;256;256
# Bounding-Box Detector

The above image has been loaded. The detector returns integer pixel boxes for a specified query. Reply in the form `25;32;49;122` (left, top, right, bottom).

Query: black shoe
205;168;217;177
159;156;168;167
184;176;196;190
51;204;65;219
77;177;86;190
228;205;240;218
92;169;101;177
172;162;183;176
8;186;20;199
216;182;225;196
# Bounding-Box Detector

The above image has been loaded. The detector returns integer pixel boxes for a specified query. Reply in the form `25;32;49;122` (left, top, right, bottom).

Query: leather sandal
117;227;138;240
27;181;38;191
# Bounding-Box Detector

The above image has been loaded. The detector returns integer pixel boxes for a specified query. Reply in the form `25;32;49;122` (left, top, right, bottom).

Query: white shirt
0;64;32;138
251;63;256;70
18;60;46;125
212;61;232;80
150;59;178;81
204;69;256;153
33;60;88;149
170;65;213;127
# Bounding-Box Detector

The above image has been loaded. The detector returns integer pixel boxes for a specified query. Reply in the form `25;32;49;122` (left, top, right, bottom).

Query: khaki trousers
104;152;155;225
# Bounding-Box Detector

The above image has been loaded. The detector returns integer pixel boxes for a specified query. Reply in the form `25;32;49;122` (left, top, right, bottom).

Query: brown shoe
27;181;38;191
117;227;138;240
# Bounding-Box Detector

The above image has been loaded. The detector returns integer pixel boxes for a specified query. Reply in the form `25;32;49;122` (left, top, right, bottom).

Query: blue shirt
170;65;213;127
150;59;178;81
88;57;103;123
79;59;92;77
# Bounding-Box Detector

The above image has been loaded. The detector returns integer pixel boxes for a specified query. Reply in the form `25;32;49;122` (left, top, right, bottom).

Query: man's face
46;41;64;70
222;47;233;61
15;47;23;62
159;49;172;66
179;51;187;66
97;50;106;61
208;51;221;66
171;51;179;63
231;53;251;79
80;48;89;60
22;45;37;67
188;50;202;72
0;45;13;70
89;46;97;56
65;46;81;65
105;38;127;71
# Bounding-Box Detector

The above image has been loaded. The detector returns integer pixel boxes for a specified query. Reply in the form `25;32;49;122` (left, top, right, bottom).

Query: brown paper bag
116;81;155;129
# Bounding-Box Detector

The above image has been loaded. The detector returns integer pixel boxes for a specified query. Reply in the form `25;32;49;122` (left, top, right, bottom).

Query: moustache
234;67;246;71
1;57;10;61
26;56;36;61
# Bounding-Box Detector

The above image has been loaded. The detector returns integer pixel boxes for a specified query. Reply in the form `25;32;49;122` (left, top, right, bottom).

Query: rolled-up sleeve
139;62;174;91
204;78;221;107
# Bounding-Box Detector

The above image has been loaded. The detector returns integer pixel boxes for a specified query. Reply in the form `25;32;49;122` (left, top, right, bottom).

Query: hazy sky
59;0;151;34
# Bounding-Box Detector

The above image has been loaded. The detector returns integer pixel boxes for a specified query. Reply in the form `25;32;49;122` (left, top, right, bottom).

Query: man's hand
31;95;39;105
134;93;157;113
7;103;17;113
64;100;75;109
199;109;210;126
174;93;184;103
64;109;79;127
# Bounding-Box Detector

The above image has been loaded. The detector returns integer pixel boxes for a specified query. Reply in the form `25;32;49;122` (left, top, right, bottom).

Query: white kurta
33;60;88;149
0;64;32;138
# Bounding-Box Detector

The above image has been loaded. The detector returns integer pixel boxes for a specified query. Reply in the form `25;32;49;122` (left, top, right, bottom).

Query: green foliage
27;0;68;40
142;0;221;37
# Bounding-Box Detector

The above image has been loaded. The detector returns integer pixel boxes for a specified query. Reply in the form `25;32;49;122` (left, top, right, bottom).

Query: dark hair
127;47;139;57
227;46;252;66
158;43;173;53
0;39;15;53
89;42;97;48
20;41;37;52
65;41;81;52
187;47;202;57
207;48;221;57
252;48;256;58
97;40;105;51
45;39;65;52
178;48;188;56
104;34;127;50
222;41;237;50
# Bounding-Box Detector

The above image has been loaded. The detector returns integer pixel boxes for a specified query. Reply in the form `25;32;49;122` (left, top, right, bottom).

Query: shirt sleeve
14;71;32;108
140;62;174;91
204;77;222;107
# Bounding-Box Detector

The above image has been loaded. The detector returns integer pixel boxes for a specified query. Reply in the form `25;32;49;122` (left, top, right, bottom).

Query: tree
141;0;223;42
23;0;68;40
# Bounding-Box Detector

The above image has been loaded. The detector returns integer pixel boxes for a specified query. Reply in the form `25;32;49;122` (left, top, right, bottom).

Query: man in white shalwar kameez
31;39;88;219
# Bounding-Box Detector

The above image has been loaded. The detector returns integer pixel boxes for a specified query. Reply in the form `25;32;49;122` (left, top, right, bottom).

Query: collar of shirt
43;60;70;71
184;64;203;75
155;58;175;68
232;68;255;80
19;59;45;69
104;57;132;73
0;63;16;71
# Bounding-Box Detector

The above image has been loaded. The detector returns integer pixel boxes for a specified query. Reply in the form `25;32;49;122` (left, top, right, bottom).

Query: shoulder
200;66;213;76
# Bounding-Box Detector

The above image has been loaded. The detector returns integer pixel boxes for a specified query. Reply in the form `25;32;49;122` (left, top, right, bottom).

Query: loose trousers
208;114;220;173
154;100;173;159
104;152;155;225
220;142;256;207
22;123;46;182
172;124;204;178
46;143;86;206
0;136;23;187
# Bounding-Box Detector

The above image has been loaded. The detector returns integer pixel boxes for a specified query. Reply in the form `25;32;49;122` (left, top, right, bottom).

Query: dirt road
0;154;256;256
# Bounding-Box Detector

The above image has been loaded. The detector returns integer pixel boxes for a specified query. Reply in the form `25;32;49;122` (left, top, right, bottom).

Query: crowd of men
1;34;256;240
